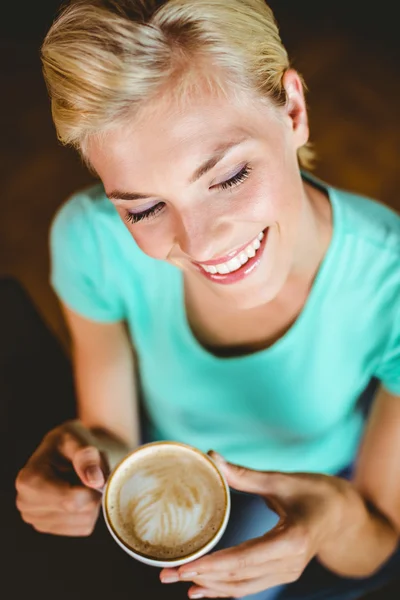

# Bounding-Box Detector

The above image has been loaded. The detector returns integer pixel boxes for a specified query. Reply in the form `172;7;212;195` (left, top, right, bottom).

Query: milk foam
106;445;227;560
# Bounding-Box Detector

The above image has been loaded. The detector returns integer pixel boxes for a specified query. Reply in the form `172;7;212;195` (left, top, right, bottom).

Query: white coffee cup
102;441;231;567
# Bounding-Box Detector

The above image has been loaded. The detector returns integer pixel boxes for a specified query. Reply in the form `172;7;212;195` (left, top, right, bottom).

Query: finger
188;570;297;598
22;427;99;490
160;568;179;583
17;469;100;511
208;451;288;497
178;536;282;577
188;588;230;599
57;428;107;489
17;497;101;518
16;467;77;505
183;558;285;584
72;446;105;489
21;506;100;533
30;520;99;537
25;423;88;471
60;486;101;512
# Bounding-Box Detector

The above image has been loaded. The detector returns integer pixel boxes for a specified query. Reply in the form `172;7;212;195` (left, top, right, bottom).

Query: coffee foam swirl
121;460;215;545
107;446;227;560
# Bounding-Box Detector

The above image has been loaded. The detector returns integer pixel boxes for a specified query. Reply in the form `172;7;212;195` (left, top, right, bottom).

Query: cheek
238;175;286;225
259;170;302;230
125;224;172;261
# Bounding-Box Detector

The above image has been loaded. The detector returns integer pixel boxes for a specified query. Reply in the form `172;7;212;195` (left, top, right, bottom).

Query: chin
213;276;283;311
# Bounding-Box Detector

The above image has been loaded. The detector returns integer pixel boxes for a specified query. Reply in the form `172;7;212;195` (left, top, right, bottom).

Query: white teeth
216;263;229;275
227;257;241;272
199;230;265;275
246;246;256;258
202;264;217;274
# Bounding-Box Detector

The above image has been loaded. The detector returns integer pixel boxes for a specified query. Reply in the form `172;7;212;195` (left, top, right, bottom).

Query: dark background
0;3;399;597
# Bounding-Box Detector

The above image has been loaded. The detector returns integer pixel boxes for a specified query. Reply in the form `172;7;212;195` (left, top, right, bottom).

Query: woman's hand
15;420;129;536
161;452;347;599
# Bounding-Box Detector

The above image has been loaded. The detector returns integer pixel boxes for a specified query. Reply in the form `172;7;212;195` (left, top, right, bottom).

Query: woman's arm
317;385;400;576
15;304;140;536
61;302;140;453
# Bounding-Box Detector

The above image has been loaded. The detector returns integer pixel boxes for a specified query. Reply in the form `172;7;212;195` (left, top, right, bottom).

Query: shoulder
51;182;118;242
50;182;172;292
50;181;145;265
328;183;400;320
332;185;400;256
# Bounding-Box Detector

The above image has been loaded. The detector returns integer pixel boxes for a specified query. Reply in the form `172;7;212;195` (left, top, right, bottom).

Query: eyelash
125;202;164;224
218;164;252;190
125;164;252;225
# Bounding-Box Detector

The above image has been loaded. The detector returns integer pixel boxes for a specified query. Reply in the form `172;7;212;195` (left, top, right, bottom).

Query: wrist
317;476;399;577
315;475;350;550
319;476;362;545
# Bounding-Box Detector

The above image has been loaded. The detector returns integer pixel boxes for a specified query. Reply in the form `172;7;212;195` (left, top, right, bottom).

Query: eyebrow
106;136;249;202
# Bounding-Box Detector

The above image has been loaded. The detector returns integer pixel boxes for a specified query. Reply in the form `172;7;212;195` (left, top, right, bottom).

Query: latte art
106;444;228;561
122;462;216;546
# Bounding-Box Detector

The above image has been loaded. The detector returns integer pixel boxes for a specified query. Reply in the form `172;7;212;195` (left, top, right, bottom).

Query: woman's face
86;70;309;310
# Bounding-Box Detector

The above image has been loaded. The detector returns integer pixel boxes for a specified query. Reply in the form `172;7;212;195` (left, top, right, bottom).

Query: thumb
208;450;286;497
58;430;106;490
73;446;106;489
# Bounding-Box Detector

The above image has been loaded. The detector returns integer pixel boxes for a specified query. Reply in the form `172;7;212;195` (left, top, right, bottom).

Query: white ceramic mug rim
102;441;231;567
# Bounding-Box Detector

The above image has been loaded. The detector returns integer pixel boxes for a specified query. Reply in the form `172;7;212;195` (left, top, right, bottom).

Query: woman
15;1;400;599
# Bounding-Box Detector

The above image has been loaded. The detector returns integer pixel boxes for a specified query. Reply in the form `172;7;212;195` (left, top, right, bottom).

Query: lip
193;232;264;267
193;228;269;285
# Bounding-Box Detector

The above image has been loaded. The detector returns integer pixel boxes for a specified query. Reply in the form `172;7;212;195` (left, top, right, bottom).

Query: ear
282;69;309;150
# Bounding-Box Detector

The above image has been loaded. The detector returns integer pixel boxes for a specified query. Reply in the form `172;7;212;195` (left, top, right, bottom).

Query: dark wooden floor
1;2;399;597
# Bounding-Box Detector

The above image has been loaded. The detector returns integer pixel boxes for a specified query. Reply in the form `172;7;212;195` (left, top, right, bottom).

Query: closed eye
216;164;252;190
124;164;252;224
125;202;165;224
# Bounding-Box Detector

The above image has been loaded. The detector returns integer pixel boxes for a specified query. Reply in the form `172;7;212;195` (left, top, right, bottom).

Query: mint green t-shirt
50;174;400;474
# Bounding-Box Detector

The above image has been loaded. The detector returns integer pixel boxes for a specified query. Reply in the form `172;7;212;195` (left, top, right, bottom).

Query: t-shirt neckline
175;171;343;363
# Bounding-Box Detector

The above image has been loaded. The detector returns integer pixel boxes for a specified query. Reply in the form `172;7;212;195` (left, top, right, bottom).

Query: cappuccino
103;442;229;565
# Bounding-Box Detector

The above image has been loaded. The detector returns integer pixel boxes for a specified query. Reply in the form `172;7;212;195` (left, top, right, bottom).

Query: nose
173;210;230;263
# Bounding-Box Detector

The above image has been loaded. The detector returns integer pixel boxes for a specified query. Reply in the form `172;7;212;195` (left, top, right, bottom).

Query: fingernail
180;571;198;580
209;450;226;464
85;465;103;486
161;575;180;583
190;593;204;599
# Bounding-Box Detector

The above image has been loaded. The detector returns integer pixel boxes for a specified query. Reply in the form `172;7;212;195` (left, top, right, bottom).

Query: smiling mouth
192;228;268;284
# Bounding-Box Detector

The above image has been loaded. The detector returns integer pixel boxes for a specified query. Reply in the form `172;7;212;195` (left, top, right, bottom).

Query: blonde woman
15;1;400;599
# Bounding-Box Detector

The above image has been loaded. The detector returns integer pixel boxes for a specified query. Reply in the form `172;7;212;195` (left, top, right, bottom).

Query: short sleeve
50;191;125;322
375;303;400;396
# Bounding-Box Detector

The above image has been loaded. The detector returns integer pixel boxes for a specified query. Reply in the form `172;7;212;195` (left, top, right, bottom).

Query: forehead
86;87;280;175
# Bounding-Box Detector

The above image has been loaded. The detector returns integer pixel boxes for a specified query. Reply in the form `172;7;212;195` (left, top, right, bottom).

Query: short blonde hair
41;0;315;167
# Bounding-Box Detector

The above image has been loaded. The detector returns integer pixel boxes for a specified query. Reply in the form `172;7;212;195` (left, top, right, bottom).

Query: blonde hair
41;0;315;167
